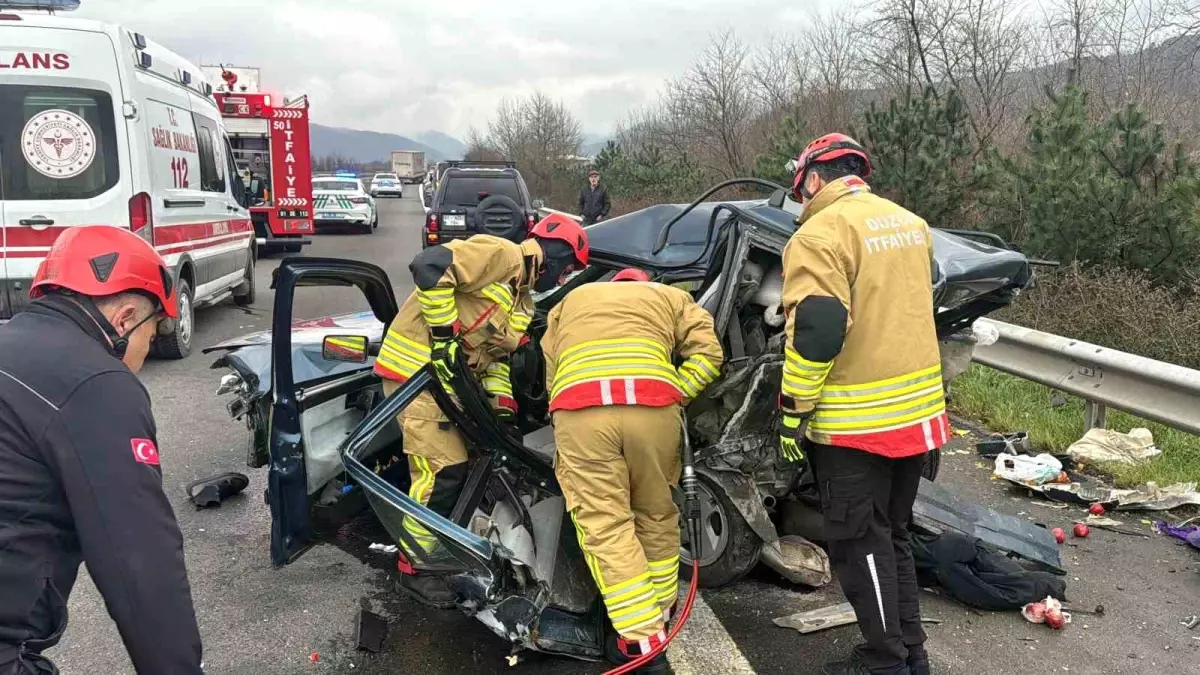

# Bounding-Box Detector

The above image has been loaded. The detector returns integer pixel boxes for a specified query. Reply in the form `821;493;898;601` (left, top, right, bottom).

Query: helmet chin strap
71;295;152;360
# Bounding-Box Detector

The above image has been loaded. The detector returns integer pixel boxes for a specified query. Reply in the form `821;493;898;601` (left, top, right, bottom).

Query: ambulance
0;2;256;359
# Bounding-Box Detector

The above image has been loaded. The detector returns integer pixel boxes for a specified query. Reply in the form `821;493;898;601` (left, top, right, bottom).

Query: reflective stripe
481;362;513;397
509;310;532;333
417;287;457;326
375;329;432;381
403;457;441;552
569;510;663;637
822;365;942;400
647;556;679;605
782;345;833;401
551;338;679;400
677;354;719;398
814;389;945;425
480;282;515;313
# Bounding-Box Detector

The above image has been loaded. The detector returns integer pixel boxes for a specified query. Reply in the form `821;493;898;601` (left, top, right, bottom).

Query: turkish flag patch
130;438;161;466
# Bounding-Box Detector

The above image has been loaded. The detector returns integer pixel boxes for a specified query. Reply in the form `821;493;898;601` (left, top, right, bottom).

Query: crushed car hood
584;199;1033;304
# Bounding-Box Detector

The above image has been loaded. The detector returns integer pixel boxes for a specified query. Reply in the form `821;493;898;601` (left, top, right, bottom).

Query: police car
369;172;402;198
312;174;377;233
0;0;256;359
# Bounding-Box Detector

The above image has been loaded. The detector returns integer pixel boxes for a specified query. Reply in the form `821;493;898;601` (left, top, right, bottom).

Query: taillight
527;214;536;231
427;213;439;232
349;197;370;205
129;192;153;244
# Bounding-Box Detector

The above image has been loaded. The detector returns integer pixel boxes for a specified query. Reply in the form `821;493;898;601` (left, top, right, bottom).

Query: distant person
578;169;611;225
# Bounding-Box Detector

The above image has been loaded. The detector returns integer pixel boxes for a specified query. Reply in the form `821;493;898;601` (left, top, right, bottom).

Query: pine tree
753;113;809;187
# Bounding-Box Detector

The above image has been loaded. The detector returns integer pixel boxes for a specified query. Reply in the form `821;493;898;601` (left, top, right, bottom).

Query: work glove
779;412;809;464
429;326;462;392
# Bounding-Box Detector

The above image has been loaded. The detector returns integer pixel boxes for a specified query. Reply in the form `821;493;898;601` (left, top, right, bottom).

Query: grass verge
949;364;1200;487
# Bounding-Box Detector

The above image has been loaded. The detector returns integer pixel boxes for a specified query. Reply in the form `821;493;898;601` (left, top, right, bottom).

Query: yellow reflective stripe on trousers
416;287;457;326
783;345;833;401
569;511;662;634
479;283;515;314
403;456;440;550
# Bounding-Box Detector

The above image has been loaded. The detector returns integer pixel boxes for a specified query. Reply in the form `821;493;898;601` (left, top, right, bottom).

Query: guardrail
534;207;1200;436
972;319;1200;435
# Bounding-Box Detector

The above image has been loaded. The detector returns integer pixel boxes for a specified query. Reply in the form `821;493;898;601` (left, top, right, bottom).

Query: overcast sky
78;0;837;140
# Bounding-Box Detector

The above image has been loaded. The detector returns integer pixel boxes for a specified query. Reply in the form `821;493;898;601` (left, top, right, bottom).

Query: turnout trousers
807;443;929;675
553;405;683;642
382;383;469;569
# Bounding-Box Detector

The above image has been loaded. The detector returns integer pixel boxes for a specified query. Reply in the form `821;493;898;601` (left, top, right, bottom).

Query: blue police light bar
334;171;358;178
0;0;81;10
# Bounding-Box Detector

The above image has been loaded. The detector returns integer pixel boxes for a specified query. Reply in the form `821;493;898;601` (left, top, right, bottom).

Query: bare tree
484;91;584;198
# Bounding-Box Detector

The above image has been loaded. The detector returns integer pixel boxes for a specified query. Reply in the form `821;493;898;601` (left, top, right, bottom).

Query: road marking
667;591;756;674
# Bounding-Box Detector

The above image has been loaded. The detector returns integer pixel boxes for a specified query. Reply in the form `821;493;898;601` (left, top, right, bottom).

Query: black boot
906;645;930;675
822;649;910;675
632;653;673;674
397;573;456;610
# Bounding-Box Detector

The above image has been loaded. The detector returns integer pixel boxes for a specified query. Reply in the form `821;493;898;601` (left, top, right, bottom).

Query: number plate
444;214;466;229
319;212;342;219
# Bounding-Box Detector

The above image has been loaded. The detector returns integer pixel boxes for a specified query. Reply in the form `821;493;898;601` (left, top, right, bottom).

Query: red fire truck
200;65;313;255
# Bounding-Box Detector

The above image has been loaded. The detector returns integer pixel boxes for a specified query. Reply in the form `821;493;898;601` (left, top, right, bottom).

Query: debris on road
368;543;399;555
993;453;1063;486
1073;523;1090;538
976;431;1031;459
1180;615;1199;630
1088;503;1106;516
1022;597;1071;629
1153;519;1200;550
1000;473;1200;512
354;609;388;653
912;530;1067;611
186;471;250;508
1052;528;1066;544
772;602;940;634
1067;427;1160;466
1080;515;1148;538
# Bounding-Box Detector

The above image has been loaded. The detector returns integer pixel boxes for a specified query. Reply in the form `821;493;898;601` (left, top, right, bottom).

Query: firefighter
542;267;724;674
373;214;589;608
779;133;947;675
0;226;203;674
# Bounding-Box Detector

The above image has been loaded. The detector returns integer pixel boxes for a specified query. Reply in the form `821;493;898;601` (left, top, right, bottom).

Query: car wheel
675;473;762;588
155;277;194;359
233;247;256;307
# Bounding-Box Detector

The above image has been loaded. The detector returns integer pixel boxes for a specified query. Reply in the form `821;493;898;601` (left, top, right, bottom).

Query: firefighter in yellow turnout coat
781;134;947;675
373;215;589;607
542;268;724;673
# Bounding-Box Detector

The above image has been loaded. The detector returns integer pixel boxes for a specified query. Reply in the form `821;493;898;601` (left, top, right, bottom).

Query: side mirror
768;188;788;209
532;198;545;210
322;335;370;363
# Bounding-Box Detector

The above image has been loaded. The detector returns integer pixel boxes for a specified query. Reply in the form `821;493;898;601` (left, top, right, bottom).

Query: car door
267;256;400;564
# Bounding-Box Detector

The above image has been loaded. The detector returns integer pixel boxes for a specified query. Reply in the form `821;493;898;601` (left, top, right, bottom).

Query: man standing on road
578;168;611;225
779;134;947;675
542;267;724;674
373;214;589;608
0;226;204;675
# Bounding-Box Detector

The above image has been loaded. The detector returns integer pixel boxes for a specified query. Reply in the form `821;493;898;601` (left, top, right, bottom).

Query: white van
0;8;255;358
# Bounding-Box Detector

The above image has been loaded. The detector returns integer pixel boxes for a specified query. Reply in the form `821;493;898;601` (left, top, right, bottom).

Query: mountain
416;131;467;159
309;124;448;163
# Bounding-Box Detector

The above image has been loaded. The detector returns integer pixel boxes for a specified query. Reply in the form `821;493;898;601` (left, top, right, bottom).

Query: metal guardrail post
972;319;1200;436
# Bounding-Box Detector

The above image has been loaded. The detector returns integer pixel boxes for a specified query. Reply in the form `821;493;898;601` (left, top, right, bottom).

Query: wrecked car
205;190;1048;661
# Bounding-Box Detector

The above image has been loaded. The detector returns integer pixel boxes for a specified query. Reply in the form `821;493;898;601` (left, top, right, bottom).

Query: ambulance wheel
155;278;194;359
233;249;256;307
676;473;761;588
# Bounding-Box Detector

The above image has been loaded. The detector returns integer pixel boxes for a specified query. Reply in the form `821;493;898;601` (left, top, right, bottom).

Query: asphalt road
44;191;1199;674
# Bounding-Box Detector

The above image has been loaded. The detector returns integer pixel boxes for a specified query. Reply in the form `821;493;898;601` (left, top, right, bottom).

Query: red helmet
791;133;872;196
529;213;589;266
611;268;651;282
30;226;179;318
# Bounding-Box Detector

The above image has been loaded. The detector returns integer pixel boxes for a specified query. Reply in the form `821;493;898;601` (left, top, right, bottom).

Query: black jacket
578;184;611;222
0;296;202;673
912;530;1066;611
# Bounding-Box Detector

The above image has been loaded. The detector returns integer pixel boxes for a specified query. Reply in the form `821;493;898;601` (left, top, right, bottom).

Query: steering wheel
473;194;526;243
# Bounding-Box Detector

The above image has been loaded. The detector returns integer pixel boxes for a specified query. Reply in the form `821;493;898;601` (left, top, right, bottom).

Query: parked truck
200;64;314;256
391;150;425;184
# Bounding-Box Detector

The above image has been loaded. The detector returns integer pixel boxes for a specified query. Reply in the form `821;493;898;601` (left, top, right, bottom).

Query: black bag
911;530;1066;611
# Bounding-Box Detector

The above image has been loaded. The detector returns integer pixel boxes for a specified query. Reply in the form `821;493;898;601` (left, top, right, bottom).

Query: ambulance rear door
0;20;129;318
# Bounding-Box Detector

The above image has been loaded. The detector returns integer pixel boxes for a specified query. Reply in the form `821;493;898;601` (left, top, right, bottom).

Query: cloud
75;0;832;137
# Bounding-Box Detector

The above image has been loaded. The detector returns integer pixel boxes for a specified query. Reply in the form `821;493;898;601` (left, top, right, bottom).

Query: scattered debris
773;602;939;634
1153;520;1200;550
1180;615;1199;630
1073;523;1090;538
1081;515;1148;538
309;652;320;663
1062;604;1105;617
1022;597;1071;630
1067;427;1160;466
355;609;388;653
1088;503;1106;516
1052;528;1066;544
994;453;1065;486
1001;475;1200;512
912;530;1066;611
977;432;1031;459
368;543;399;555
186;471;250;508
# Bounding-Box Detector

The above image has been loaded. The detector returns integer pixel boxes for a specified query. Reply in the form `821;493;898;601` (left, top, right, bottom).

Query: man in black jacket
0;226;203;674
578;169;611;225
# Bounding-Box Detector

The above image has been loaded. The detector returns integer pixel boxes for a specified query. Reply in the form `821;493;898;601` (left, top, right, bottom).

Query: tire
676;473;763;588
922;446;941;481
233;247;256;307
155;277;194;359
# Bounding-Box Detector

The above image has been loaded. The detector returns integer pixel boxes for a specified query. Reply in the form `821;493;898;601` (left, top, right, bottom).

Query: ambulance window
0;85;119;200
191;113;226;194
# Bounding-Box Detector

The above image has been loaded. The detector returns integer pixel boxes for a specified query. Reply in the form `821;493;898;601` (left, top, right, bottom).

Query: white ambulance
0;4;255;358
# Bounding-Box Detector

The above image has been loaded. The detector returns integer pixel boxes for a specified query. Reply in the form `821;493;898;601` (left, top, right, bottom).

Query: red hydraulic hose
602;560;701;675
